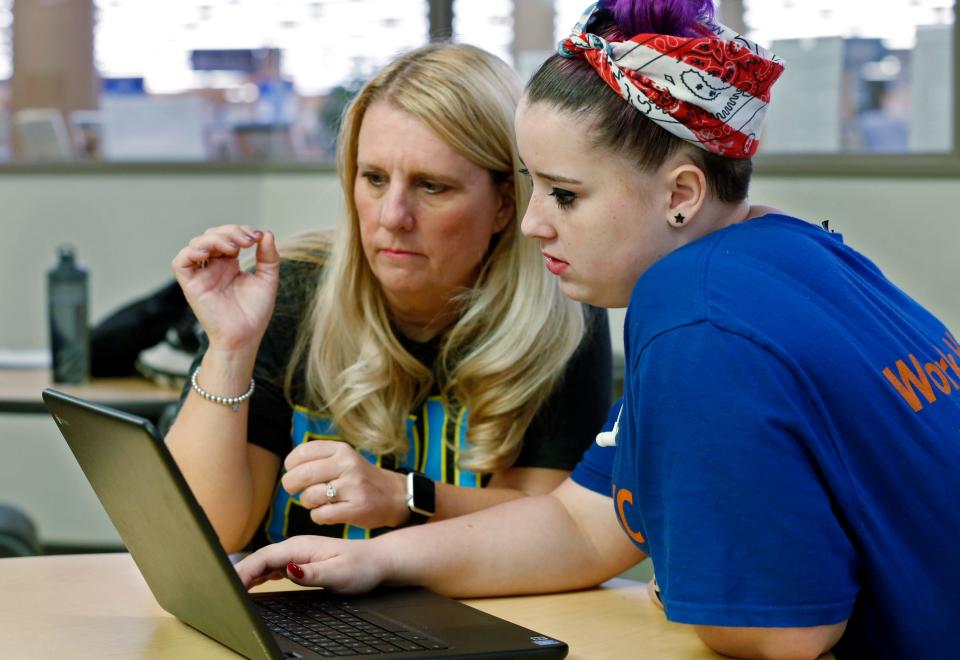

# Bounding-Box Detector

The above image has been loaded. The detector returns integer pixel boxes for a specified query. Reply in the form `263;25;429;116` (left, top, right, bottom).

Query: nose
380;182;414;232
520;198;554;240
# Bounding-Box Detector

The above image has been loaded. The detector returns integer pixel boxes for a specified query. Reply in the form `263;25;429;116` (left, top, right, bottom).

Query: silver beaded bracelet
190;367;255;412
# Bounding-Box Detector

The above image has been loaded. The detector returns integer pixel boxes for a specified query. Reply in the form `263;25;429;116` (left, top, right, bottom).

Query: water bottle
47;245;89;383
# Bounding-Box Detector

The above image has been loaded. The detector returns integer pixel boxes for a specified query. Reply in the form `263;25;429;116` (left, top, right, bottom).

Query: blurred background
0;0;954;162
0;0;958;556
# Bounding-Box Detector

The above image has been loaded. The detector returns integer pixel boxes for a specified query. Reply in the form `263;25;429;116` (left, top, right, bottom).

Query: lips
380;247;421;258
542;251;569;275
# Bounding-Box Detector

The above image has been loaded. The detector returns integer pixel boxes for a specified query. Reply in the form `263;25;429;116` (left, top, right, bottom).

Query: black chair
0;504;42;557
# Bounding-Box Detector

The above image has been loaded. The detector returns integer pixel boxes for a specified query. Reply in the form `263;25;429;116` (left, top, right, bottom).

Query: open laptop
42;389;568;659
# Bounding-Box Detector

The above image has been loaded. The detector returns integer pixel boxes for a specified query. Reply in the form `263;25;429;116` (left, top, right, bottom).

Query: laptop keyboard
256;595;450;657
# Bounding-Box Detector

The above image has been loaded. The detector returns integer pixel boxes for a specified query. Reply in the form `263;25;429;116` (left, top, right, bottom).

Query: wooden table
0;367;181;416
0;553;722;659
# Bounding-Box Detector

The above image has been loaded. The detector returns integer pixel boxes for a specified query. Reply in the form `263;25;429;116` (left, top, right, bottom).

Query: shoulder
261;256;326;351
635;214;826;300
625;214;836;354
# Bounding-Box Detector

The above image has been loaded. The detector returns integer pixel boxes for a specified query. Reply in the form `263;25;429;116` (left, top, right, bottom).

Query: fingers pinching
173;224;270;275
254;230;280;277
193;225;260;254
226;224;263;248
172;245;212;273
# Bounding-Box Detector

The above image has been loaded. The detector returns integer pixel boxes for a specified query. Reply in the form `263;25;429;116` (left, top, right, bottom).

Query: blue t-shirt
572;215;960;659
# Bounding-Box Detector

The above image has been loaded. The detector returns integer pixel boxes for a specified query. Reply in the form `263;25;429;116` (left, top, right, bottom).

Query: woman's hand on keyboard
236;535;390;595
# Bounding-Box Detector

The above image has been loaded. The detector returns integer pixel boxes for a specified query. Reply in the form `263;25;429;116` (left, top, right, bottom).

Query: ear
665;164;707;229
492;177;515;233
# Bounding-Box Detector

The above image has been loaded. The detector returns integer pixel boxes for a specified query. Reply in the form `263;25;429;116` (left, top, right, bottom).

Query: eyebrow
357;162;456;183
518;159;582;185
540;172;582;185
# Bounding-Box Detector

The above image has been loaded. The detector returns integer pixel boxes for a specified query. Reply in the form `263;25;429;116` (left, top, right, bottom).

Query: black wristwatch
403;470;436;525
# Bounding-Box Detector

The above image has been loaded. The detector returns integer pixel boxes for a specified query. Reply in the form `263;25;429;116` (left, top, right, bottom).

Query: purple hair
601;0;715;38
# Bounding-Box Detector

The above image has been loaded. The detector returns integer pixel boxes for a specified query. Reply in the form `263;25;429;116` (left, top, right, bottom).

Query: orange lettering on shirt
883;354;936;412
926;362;953;394
615;487;646;543
938;348;960;382
940;357;960;389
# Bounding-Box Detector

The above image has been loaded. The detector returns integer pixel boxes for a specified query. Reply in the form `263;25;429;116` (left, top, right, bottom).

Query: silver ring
325;482;337;504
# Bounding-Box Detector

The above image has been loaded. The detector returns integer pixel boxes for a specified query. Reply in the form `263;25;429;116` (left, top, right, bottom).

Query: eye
360;171;386;187
548;188;576;209
518;167;530;177
421;180;449;194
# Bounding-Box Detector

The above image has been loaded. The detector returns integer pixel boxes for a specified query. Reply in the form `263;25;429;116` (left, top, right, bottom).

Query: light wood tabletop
0;553;723;659
0;368;181;415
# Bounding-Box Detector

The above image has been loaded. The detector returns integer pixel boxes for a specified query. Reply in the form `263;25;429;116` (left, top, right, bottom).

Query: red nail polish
287;562;304;579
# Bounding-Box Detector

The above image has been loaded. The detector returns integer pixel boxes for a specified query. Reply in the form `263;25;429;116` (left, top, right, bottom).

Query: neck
699;198;778;235
739;202;779;222
387;297;459;343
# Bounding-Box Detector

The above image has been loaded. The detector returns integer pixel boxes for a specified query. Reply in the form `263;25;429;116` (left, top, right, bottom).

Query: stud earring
669;212;685;227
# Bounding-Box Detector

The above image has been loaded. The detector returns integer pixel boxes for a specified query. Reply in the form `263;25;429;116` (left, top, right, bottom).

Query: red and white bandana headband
558;2;785;158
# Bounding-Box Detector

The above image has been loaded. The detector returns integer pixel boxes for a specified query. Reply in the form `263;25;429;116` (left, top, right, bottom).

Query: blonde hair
286;43;585;472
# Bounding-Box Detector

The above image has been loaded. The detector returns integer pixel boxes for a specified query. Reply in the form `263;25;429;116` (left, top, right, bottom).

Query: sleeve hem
570;463;612;496
663;597;855;628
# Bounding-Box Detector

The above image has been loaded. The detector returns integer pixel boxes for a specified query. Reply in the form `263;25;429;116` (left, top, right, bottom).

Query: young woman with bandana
233;2;960;658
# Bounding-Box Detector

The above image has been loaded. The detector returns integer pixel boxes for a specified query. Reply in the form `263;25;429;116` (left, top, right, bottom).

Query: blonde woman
167;43;611;553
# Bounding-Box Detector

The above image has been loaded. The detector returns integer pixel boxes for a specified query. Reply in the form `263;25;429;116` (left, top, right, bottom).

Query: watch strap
403;470;435;525
406;510;431;525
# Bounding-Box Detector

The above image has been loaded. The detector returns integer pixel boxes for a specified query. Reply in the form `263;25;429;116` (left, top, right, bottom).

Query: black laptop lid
43;388;281;660
42;389;569;660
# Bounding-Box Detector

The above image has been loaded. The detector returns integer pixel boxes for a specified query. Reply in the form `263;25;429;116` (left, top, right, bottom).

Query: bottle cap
57;244;76;263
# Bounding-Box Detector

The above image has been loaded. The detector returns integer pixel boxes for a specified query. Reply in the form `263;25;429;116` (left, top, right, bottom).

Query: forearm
694;623;846;660
164;348;261;550
376;480;643;598
430;467;567;521
430;485;527;521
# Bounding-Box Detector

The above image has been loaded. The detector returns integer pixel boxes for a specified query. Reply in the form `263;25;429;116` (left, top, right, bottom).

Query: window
0;0;10;81
453;0;513;67
4;0;959;168
89;0;429;162
554;0;589;45
748;0;955;154
95;0;428;95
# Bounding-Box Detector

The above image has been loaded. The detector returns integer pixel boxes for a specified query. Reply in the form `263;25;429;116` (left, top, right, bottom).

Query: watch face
409;472;436;517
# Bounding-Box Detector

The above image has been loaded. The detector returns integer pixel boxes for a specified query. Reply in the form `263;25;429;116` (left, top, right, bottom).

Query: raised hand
236;535;388;593
281;440;410;530
171;225;280;353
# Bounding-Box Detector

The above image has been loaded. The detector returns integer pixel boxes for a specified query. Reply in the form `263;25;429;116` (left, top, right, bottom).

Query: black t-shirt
180;258;612;546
